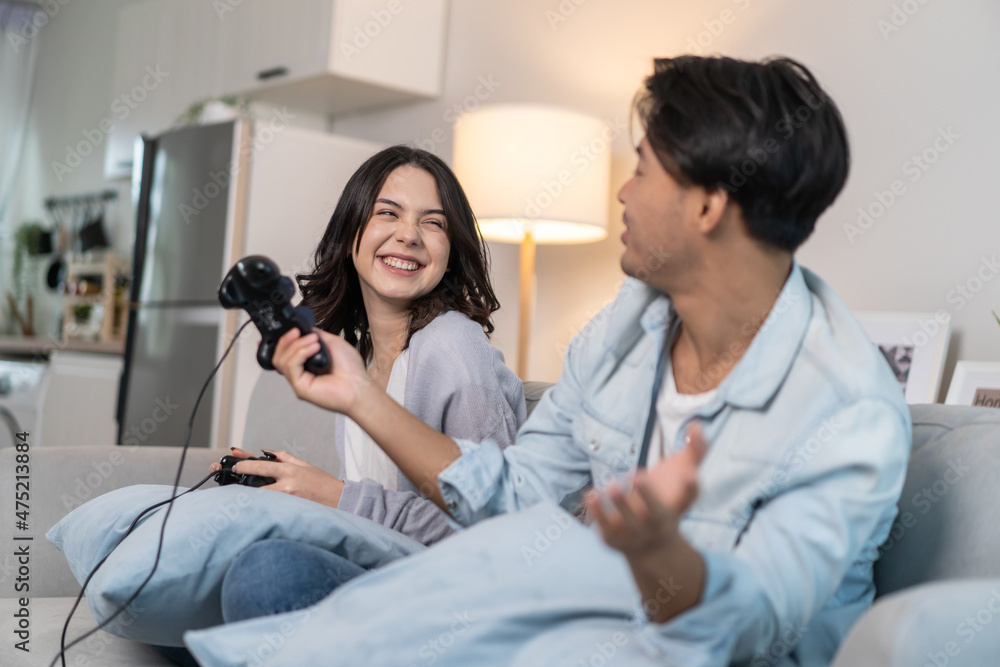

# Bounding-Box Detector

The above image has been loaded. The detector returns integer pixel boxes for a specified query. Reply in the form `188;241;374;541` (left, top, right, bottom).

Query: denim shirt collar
719;261;812;409
607;261;813;412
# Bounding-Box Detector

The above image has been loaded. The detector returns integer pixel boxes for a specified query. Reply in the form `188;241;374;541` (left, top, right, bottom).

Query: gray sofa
2;374;998;666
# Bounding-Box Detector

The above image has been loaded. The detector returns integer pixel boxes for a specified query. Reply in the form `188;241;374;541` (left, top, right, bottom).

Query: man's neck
668;247;793;395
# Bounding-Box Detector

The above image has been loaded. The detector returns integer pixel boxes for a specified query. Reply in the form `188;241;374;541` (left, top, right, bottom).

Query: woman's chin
373;286;431;306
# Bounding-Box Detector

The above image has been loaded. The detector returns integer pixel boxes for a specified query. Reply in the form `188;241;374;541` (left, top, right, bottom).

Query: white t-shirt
344;348;410;491
645;367;718;468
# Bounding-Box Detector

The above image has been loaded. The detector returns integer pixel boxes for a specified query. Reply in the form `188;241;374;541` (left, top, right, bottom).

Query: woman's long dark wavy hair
297;145;500;361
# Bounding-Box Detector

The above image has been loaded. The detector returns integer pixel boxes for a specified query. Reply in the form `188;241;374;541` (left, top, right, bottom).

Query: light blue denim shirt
438;262;911;666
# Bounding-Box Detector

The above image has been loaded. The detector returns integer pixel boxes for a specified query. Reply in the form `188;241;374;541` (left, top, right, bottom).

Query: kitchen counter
0;339;124;446
0;335;124;357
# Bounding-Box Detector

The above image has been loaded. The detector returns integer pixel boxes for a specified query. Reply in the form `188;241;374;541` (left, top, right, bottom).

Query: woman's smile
378;254;424;274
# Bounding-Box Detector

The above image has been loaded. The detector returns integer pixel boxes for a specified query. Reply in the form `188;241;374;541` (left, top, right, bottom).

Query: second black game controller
218;255;331;375
214;451;278;487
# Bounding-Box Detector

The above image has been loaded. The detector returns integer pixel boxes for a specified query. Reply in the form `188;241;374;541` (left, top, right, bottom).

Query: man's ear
694;186;730;234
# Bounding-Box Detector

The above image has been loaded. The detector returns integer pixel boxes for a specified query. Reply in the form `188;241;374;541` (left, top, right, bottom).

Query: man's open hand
586;422;707;559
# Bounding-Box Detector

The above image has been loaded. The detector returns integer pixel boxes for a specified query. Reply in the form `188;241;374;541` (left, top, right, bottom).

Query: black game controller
218;255;331;375
214;451;278;487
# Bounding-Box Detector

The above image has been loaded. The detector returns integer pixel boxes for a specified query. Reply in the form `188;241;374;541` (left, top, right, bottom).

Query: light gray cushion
874;405;1000;597
0;445;220;599
240;371;341;477
0;597;173;667
522;381;552;417
0;597;175;667
831;578;1000;667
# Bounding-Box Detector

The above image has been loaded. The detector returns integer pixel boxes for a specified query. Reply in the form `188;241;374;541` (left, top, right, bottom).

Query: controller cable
52;319;252;667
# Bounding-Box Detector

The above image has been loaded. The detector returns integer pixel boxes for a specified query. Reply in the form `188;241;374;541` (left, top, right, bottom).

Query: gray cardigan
334;310;526;545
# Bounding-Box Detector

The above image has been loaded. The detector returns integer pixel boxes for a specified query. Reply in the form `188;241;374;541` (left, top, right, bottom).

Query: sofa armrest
0;445;221;598
831;578;1000;667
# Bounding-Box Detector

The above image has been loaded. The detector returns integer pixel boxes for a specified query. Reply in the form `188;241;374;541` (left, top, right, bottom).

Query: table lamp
453;104;610;378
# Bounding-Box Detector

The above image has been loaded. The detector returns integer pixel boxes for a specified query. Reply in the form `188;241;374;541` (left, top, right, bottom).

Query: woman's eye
377;210;397;217
425;219;445;228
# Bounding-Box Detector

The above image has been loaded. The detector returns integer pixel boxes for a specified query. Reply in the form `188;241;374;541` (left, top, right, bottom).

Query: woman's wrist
344;372;383;422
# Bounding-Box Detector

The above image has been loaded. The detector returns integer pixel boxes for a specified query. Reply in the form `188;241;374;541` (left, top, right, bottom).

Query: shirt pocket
680;513;746;551
575;408;636;490
722;410;797;465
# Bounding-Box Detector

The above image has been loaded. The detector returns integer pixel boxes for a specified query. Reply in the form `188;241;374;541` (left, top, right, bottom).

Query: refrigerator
117;119;380;448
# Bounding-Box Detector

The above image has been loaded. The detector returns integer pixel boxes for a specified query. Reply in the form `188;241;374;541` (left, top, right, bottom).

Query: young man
253;55;909;665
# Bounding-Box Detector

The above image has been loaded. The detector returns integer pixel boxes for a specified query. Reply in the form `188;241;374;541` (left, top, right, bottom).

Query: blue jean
154;539;365;666
221;538;367;623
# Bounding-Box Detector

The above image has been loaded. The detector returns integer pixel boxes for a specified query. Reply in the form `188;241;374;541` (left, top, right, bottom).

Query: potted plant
7;221;51;336
173;95;252;128
12;221;51;298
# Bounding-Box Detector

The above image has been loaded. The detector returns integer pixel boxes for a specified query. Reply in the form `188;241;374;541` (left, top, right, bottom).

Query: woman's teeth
381;256;420;271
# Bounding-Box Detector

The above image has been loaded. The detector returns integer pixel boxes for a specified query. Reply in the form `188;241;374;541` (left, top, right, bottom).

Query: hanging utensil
79;198;110;252
45;203;68;291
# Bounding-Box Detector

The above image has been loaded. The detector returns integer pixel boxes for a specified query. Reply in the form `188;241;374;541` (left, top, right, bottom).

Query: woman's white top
343;348;410;491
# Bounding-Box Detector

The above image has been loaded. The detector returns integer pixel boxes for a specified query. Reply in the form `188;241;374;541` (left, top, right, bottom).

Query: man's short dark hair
635;55;850;251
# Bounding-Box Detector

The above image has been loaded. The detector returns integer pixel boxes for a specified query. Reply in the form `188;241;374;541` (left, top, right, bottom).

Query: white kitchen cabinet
220;0;448;113
103;0;222;179
217;0;335;98
104;0;448;180
35;351;123;447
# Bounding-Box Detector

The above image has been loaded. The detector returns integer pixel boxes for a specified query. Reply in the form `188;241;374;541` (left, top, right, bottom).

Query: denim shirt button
589;440;600;451
629;445;636;454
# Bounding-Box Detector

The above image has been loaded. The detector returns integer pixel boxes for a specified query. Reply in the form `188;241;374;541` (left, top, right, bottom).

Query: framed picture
945;361;1000;408
855;311;951;403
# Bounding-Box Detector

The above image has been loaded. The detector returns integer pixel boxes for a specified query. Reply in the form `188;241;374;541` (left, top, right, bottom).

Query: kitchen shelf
65;294;104;304
0;335;124;357
61;252;128;344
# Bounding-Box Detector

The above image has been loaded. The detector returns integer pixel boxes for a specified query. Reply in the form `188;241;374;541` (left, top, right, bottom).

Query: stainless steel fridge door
138;121;237;304
119;306;222;447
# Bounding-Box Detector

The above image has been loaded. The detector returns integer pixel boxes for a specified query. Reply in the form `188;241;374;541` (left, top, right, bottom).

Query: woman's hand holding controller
271;327;373;418
209;447;347;508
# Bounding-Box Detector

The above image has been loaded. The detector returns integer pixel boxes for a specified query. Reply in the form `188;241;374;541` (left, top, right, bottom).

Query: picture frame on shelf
944;361;1000;408
855;311;951;404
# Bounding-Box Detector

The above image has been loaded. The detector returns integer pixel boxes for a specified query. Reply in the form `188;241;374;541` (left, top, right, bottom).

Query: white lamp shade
453;105;610;244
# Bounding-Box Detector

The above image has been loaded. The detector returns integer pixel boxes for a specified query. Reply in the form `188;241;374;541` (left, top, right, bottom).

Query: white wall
333;0;1000;395
7;0;999;399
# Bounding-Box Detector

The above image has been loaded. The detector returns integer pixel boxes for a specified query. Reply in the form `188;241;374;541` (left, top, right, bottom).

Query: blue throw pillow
184;501;646;667
46;484;424;646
